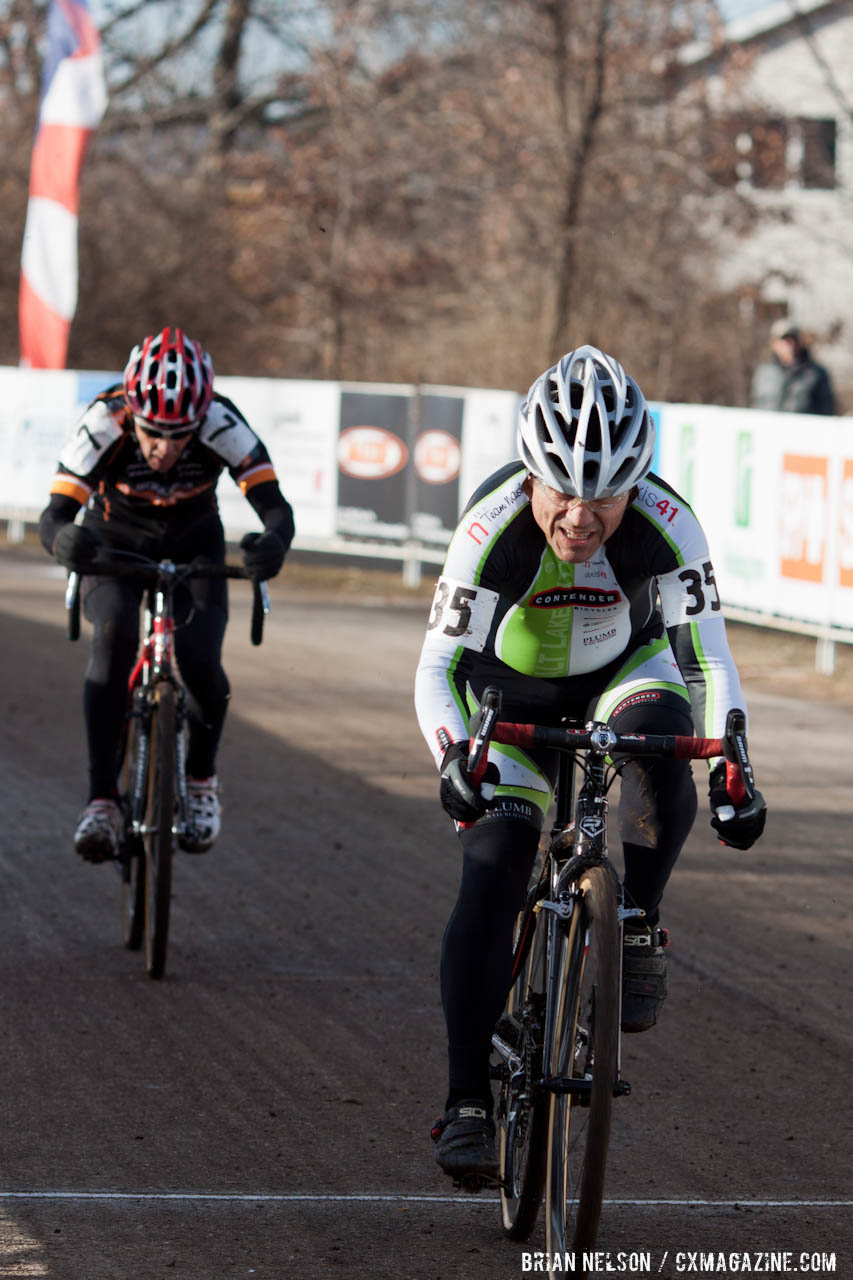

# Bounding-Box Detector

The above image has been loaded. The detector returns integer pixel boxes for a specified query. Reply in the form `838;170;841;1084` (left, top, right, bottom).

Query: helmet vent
534;403;550;443
585;410;602;453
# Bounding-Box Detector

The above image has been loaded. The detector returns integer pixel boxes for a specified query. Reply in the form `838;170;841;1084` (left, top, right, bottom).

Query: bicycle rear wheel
498;888;549;1239
545;864;620;1258
120;709;146;950
143;681;176;980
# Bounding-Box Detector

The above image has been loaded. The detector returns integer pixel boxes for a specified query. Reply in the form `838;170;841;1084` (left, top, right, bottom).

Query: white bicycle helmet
517;345;655;499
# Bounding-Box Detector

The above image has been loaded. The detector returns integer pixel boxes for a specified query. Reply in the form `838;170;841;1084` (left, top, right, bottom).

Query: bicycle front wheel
143;681;176;980
545;864;620;1258
498;892;549;1240
120;710;146;951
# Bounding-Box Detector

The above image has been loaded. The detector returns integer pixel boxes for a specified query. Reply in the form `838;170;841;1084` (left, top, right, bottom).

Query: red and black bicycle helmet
123;327;214;431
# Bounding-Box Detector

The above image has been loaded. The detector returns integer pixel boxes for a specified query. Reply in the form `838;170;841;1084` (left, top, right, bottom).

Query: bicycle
466;687;755;1262
65;552;269;980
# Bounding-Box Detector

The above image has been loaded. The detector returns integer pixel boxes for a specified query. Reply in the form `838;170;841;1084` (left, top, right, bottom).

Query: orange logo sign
414;430;461;485
780;454;827;583
840;459;853;588
337;426;408;480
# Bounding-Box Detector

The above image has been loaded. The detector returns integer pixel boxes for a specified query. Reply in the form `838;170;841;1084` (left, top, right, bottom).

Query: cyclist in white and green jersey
417;345;766;1183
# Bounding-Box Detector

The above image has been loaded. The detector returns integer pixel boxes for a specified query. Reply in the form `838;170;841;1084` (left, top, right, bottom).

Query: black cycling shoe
621;923;669;1033
431;1099;498;1185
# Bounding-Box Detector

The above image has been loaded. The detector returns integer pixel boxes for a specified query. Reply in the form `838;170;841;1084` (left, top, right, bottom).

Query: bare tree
0;0;765;403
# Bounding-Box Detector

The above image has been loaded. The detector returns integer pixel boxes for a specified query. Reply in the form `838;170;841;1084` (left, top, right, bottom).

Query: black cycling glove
709;761;767;850
240;530;286;581
439;741;500;824
53;524;100;571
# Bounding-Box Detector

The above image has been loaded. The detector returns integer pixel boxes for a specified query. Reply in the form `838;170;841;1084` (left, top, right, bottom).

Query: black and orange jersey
40;383;295;557
49;384;278;522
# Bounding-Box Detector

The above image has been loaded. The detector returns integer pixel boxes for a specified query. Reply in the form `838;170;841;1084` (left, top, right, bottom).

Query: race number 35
678;561;721;616
426;576;498;649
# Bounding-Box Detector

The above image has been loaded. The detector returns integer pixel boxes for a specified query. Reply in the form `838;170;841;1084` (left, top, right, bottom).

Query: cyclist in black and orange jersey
39;328;294;863
415;345;767;1183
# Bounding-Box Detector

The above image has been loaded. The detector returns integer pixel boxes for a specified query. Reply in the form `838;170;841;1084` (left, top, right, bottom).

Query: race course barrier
1;367;852;667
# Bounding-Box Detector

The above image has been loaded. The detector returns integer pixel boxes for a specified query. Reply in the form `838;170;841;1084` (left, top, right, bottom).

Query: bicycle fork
540;862;633;1103
127;685;189;840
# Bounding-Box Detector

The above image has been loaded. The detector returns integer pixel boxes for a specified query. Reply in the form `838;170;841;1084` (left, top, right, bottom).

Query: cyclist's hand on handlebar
240;530;285;581
708;761;767;850
439;741;500;823
54;524;100;572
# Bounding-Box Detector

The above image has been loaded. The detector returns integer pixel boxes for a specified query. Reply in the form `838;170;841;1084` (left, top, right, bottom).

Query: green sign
735;431;753;528
680;424;695;503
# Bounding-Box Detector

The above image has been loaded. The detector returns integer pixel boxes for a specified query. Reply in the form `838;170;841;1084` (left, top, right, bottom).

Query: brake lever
65;571;81;642
467;685;502;785
250;580;270;646
720;708;755;812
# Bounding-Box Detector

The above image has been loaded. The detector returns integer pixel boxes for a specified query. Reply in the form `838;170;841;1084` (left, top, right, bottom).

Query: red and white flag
19;0;107;368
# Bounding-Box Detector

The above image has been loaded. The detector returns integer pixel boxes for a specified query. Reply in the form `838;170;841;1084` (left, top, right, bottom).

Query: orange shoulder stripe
51;475;93;504
238;463;277;494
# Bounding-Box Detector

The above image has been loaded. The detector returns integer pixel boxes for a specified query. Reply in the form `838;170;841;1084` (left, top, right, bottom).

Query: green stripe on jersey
496;547;576;678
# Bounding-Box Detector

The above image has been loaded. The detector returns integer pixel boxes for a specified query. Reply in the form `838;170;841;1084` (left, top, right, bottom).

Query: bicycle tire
120;711;146;951
544;863;620;1258
144;681;176;980
498;894;549;1239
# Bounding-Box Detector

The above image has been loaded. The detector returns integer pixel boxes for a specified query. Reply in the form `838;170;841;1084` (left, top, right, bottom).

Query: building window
797;117;836;189
711;114;837;190
735;116;787;188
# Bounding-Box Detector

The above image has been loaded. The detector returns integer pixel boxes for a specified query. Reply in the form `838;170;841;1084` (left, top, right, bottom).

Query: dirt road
0;546;850;1280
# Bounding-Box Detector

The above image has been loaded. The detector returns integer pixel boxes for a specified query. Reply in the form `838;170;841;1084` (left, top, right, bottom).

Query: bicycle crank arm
540;1075;631;1098
490;1031;523;1074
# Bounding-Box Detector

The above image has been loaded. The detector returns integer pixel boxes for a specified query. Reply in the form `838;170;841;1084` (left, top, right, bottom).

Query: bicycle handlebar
64;556;271;647
467;686;756;806
488;722;727;758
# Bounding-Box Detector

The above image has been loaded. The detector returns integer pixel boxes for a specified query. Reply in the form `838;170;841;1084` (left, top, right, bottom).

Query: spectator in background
750;319;836;415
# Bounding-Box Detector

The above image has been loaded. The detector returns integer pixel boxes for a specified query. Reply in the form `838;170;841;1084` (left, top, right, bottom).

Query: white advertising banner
214;376;340;540
459;388;520;507
656;404;853;631
2;363;851;633
0;367;107;516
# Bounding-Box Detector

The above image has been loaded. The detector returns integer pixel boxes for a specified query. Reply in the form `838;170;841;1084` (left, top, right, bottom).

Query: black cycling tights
82;576;230;801
441;817;540;1110
440;698;698;1108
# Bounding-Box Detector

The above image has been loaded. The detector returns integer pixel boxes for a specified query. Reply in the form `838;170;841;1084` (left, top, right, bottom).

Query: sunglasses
535;480;628;512
133;416;197;442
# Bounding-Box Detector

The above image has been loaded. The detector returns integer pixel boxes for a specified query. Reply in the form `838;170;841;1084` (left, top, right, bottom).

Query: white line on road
1;1192;851;1207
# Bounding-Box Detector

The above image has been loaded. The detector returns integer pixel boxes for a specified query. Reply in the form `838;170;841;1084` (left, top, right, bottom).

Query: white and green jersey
415;462;745;770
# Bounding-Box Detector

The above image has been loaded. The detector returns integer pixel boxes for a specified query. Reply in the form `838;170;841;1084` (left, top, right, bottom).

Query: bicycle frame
125;563;190;845
496;744;637;1109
